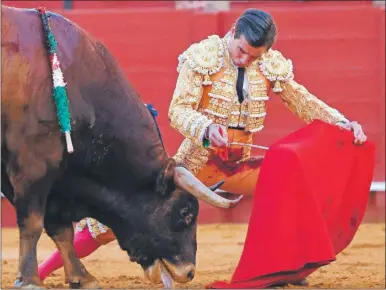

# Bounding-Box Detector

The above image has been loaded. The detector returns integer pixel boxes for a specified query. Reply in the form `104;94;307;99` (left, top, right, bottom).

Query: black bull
1;5;241;288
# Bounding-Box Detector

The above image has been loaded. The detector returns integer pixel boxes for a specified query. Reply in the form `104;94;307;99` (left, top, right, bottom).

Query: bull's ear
156;158;177;197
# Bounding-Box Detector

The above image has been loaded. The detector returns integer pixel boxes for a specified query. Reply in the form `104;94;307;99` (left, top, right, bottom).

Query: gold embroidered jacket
168;34;348;174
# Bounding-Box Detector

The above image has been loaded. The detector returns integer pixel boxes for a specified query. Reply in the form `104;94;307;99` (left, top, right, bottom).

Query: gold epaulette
177;35;225;85
259;49;294;93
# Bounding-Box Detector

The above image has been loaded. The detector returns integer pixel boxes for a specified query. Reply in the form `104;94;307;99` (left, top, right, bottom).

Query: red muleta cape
207;120;375;289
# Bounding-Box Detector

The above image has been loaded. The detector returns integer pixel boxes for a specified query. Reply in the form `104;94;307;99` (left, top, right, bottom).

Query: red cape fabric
207;120;375;289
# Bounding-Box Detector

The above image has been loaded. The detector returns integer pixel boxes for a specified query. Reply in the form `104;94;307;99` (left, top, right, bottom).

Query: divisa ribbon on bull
37;7;74;153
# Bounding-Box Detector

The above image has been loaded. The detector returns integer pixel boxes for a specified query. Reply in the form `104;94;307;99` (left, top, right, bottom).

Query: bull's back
2;6;46;122
1;5;80;121
1;5;79;188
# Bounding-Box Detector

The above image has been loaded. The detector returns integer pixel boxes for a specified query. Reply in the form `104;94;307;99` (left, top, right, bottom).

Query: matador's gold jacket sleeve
168;35;223;146
260;50;349;124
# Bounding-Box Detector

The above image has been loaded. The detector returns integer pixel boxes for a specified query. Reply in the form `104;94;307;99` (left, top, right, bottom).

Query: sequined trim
259;49;294;93
169;60;213;146
177;35;225;78
173;139;211;174
76;218;110;239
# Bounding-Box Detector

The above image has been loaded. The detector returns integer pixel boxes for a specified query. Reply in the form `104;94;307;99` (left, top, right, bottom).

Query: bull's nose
187;270;195;281
163;260;196;283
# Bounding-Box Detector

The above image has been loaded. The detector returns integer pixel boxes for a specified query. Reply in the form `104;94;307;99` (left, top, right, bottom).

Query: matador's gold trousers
78;128;264;244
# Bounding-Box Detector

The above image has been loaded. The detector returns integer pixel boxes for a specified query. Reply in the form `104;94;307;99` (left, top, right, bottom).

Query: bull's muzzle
144;259;195;285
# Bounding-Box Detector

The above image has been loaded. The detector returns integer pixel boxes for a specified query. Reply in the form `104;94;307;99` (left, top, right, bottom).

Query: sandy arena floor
1;223;385;289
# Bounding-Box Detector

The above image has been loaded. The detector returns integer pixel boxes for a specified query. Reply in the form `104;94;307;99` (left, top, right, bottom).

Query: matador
168;33;349;197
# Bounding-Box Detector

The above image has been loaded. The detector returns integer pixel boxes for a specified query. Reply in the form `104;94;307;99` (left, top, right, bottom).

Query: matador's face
228;30;268;68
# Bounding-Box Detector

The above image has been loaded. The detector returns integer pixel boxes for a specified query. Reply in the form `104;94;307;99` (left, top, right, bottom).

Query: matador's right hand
205;124;228;147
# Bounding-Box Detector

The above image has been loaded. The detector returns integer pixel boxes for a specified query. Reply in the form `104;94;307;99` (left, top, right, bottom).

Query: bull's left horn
174;167;243;208
208;180;225;191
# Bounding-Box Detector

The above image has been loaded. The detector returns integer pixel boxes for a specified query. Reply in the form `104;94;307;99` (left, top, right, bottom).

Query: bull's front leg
13;172;58;288
14;209;45;288
44;221;100;289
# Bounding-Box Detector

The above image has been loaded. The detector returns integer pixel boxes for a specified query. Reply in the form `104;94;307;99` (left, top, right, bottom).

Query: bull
1;5;241;288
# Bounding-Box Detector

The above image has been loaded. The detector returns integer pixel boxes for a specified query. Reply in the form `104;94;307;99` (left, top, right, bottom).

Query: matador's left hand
337;121;367;145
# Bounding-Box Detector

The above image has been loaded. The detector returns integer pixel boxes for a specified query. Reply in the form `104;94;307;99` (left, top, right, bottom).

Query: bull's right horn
174;167;243;208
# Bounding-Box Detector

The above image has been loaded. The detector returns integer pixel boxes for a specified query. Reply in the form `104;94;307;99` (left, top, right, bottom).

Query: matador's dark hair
234;9;277;49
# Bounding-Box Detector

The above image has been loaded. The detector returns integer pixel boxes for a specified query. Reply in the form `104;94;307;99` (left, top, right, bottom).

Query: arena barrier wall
1;3;384;226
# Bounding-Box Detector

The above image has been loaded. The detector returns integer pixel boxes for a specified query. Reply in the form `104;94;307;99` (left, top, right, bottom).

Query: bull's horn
208;180;225;191
174;167;243;208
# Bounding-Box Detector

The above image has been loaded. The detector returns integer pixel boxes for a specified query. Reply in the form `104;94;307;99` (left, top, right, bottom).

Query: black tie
236;67;245;103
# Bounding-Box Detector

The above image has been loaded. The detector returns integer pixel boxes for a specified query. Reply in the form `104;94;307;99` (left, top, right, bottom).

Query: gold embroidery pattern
203;67;237;126
279;80;348;124
245;62;269;132
173;138;211;174
229;101;246;128
170;35;233;146
76;218;110;239
259;49;294;93
258;49;347;125
177;35;225;85
200;36;270;132
169;61;213;146
218;35;270;132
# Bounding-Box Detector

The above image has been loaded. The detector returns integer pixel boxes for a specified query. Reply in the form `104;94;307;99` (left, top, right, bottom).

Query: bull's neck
73;40;170;190
71;93;169;191
83;115;169;191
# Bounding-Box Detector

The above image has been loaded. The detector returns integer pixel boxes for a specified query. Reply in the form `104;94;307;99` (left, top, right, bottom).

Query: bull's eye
181;208;193;226
171;201;198;232
181;208;189;217
172;207;194;231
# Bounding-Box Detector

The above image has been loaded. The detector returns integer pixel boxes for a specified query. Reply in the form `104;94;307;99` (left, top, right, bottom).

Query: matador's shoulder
259;49;294;92
177;35;225;84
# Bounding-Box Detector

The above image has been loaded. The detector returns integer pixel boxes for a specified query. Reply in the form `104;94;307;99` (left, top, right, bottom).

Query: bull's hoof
269;281;288;288
68;278;101;289
270;278;310;288
291;278;309;287
14;278;45;289
21;285;46;289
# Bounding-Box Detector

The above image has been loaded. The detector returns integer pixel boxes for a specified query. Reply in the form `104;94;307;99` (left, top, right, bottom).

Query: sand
1;223;385;289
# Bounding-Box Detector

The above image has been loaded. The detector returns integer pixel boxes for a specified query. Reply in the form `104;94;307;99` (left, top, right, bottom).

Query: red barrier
2;0;64;10
1;199;17;228
2;1;175;10
1;4;384;227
